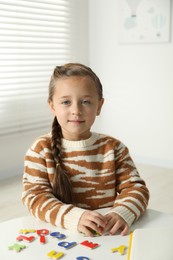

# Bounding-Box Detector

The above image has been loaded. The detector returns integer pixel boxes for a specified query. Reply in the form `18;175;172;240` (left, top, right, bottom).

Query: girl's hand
104;212;129;236
77;210;106;236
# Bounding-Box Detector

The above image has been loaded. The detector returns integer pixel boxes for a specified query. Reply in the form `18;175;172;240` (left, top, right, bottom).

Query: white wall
89;0;173;169
0;130;48;180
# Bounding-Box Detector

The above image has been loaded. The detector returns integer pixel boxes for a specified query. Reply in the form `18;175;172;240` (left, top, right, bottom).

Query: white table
0;209;173;260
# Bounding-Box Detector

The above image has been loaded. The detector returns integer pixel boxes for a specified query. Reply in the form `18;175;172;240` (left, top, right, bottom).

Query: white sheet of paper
129;227;173;260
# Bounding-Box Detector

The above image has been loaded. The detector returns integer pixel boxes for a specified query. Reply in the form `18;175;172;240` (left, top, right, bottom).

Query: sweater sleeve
22;138;86;231
106;142;149;227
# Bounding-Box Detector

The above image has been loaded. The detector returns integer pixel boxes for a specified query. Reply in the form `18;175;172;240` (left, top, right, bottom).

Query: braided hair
48;63;103;204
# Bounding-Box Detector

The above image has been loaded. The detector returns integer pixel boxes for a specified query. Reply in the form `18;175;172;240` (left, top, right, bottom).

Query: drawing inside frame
118;0;171;44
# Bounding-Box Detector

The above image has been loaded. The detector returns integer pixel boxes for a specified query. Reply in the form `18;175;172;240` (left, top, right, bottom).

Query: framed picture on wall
118;0;171;44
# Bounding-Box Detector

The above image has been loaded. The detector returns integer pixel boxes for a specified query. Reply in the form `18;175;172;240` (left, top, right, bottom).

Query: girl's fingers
109;220;122;235
89;213;106;229
80;226;95;237
83;211;106;228
109;220;129;235
78;211;106;236
78;211;129;237
78;222;102;237
87;221;104;235
120;224;129;236
82;218;104;235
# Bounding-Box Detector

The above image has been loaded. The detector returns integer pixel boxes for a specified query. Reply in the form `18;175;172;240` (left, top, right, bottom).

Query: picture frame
118;0;171;44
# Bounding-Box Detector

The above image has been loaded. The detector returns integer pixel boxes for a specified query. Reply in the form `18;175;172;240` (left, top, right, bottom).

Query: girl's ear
97;98;104;116
48;101;55;115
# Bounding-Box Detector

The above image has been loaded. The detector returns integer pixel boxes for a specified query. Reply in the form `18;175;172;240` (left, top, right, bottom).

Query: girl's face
49;76;104;141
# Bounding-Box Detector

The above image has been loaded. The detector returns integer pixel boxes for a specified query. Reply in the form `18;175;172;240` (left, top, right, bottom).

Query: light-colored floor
0;163;173;223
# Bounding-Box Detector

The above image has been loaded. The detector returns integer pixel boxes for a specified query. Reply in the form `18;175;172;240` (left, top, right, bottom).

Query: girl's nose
71;103;82;116
72;110;82;116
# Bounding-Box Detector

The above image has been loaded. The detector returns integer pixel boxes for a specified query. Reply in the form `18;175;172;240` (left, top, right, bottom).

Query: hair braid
51;117;73;204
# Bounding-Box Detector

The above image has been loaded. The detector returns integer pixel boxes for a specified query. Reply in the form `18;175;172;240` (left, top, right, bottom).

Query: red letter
80;240;99;249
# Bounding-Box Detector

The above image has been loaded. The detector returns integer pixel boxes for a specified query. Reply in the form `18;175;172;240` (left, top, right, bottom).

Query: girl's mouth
68;120;85;123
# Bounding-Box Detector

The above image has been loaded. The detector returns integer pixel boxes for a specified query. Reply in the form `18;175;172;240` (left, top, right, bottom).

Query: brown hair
48;63;103;204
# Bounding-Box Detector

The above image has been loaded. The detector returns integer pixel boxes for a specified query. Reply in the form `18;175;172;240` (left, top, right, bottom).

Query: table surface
0;209;173;260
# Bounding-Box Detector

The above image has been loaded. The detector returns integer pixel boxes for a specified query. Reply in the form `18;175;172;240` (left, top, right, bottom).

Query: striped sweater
22;132;149;232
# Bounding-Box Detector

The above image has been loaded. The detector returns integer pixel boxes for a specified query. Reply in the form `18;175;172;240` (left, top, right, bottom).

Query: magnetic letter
37;229;49;235
58;241;77;249
19;229;36;234
80;240;99;249
111;245;127;255
8;243;26;252
37;229;49;244
47;250;64;259
16;235;35;242
50;232;66;240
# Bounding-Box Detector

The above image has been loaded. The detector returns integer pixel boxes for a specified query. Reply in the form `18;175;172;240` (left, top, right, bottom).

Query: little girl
22;63;149;237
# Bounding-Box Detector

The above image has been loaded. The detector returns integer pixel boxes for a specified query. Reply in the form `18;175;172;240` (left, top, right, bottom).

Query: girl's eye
61;100;71;105
82;100;91;105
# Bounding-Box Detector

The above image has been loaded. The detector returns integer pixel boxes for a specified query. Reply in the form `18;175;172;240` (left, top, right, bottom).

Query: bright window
0;0;76;136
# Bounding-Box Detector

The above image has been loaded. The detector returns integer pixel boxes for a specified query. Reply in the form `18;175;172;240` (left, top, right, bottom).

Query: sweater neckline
61;132;98;148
